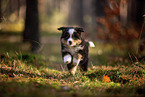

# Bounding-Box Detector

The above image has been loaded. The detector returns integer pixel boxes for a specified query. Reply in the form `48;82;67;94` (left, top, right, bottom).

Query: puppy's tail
88;41;95;47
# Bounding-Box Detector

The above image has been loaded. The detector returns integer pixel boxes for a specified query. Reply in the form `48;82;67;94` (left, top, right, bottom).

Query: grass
0;33;145;96
1;51;145;97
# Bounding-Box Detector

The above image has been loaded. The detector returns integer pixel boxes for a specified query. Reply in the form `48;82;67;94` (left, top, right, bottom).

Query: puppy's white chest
69;47;78;55
63;46;84;55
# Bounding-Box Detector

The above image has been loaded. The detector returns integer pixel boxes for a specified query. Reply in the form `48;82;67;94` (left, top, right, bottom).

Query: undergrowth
0;52;145;97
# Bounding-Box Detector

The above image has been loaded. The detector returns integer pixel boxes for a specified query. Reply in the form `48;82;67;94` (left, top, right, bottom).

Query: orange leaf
102;75;111;82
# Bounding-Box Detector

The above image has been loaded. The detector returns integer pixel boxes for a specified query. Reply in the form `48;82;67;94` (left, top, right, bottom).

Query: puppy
58;27;95;75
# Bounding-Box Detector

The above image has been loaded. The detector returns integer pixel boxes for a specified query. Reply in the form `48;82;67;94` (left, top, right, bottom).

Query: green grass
0;33;145;96
0;52;145;97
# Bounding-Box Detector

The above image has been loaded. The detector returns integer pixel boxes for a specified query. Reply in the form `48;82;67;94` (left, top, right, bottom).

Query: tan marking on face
72;39;82;46
62;37;82;47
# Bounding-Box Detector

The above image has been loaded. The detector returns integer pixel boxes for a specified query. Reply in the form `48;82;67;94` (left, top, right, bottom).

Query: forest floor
0;33;145;97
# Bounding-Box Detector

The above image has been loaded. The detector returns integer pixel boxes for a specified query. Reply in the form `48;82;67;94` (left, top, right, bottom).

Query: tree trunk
120;0;128;26
128;0;145;29
23;0;40;52
68;0;84;27
0;0;2;23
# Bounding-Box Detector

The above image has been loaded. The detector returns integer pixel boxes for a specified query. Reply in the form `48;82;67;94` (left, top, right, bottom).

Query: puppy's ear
75;27;84;32
57;27;67;31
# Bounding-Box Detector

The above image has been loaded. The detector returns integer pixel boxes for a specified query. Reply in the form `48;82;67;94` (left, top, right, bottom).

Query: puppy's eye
63;33;70;39
73;33;79;39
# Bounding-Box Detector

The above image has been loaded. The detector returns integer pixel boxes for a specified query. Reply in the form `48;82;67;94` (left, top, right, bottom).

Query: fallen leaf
102;75;111;82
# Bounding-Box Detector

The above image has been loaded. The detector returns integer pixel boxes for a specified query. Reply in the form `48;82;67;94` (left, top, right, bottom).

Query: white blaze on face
67;29;74;46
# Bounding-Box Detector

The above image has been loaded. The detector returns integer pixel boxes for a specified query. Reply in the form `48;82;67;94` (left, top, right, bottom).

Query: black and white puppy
58;27;95;75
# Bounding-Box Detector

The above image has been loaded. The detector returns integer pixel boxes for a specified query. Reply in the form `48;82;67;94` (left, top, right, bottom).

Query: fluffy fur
58;27;95;75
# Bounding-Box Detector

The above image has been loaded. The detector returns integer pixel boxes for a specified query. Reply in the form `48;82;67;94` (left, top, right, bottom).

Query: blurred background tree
0;0;2;23
23;0;39;52
0;0;144;57
96;0;145;56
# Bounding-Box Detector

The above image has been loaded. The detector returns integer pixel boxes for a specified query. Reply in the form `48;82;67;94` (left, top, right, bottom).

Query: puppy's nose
69;41;72;45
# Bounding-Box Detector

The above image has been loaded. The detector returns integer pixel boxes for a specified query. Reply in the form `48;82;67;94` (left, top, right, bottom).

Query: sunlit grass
0;32;145;96
1;51;145;96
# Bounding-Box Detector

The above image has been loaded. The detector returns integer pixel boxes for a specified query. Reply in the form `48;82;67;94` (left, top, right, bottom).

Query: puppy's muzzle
69;41;72;45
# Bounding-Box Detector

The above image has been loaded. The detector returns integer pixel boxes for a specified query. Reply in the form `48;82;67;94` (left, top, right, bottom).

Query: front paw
69;66;77;75
64;54;72;64
73;54;82;64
